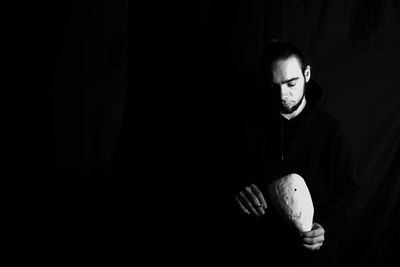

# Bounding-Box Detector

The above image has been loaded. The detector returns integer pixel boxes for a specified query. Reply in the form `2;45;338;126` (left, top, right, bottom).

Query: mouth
282;100;293;106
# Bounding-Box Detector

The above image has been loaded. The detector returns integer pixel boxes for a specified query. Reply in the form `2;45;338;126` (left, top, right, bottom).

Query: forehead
271;56;303;81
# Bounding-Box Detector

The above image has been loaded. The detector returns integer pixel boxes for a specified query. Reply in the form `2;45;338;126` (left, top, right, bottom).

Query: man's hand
234;184;268;217
300;222;325;251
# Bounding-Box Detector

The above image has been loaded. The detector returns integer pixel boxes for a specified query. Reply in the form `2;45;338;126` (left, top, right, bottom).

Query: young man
231;41;359;265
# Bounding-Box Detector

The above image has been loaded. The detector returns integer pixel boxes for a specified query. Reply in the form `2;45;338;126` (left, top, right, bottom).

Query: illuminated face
270;56;310;114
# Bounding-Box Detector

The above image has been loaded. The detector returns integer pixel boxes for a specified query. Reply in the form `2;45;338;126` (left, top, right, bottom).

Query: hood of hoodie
304;79;325;112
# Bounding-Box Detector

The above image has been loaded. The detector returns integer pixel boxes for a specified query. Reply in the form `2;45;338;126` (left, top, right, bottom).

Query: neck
281;98;307;120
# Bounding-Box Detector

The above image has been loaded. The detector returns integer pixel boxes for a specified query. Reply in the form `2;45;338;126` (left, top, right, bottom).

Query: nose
280;85;291;99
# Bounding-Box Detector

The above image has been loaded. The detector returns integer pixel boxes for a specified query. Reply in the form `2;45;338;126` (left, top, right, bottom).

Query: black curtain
4;0;400;265
4;1;128;261
130;1;400;266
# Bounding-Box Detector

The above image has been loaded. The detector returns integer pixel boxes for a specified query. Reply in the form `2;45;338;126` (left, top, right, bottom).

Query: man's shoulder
309;108;343;133
312;109;339;122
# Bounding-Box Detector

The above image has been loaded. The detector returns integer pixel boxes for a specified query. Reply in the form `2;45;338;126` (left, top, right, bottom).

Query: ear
304;65;311;83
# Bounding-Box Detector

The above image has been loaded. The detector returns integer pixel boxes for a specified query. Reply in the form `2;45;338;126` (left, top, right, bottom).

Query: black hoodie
229;80;359;264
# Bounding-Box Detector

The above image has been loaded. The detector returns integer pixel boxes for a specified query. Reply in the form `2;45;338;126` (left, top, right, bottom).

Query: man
230;40;359;265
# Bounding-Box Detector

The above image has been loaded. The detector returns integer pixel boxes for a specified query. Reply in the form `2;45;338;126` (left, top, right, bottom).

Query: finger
302;241;323;251
302;234;325;244
304;241;323;249
244;187;264;215
250;184;268;209
312;223;324;231
303;244;321;251
234;196;250;215
300;225;325;238
239;191;260;216
244;186;262;206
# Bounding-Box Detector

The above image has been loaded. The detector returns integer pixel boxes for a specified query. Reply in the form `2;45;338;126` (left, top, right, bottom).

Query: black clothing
228;80;359;265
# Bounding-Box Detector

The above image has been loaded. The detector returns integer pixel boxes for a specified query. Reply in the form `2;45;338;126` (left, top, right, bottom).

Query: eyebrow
271;77;299;85
283;77;299;83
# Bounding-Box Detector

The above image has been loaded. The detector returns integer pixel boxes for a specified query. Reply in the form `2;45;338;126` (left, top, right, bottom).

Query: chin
281;99;303;114
280;106;295;114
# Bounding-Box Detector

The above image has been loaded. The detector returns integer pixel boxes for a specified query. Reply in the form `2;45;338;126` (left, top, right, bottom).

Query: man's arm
314;128;360;237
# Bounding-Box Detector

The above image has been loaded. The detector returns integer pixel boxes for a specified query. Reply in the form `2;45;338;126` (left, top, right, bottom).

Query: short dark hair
260;40;308;78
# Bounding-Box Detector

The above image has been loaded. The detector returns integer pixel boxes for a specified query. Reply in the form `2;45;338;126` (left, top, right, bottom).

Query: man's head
260;41;311;115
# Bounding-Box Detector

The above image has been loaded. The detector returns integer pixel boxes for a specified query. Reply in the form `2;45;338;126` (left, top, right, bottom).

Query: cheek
294;86;304;99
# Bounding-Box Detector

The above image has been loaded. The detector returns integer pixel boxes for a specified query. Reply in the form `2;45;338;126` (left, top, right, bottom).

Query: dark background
3;0;400;265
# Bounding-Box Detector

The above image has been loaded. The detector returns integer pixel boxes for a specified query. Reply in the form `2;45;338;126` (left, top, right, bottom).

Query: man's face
269;56;310;114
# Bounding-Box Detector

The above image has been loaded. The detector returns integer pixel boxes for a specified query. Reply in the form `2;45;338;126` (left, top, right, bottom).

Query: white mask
268;173;314;232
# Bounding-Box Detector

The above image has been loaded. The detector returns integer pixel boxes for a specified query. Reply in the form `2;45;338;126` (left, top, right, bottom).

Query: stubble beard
280;83;306;114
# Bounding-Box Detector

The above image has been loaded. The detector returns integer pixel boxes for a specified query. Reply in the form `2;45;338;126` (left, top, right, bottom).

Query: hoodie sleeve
315;125;360;238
